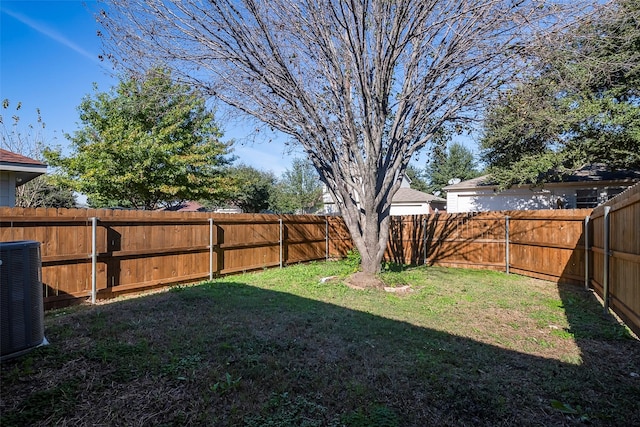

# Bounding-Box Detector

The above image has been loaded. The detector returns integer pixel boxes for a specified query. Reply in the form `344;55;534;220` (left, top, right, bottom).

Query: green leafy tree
218;164;276;213
270;158;322;214
481;0;640;188
45;69;234;210
424;142;480;195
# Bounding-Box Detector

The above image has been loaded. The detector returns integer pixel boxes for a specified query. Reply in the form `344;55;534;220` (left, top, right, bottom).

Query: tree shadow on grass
1;280;639;427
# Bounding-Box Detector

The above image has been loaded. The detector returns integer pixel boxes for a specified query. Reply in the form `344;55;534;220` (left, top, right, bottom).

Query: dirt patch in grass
345;271;386;289
2;262;639;426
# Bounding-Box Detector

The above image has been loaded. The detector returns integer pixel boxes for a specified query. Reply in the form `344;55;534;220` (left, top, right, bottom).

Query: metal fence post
209;218;214;281
325;216;329;261
603;207;611;313
91;217;97;305
279;218;284;268
505;216;510;274
423;217;428;265
584;215;590;290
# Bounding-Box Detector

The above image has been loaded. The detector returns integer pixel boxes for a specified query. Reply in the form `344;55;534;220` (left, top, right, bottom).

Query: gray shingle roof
393;187;445;203
443;165;640;191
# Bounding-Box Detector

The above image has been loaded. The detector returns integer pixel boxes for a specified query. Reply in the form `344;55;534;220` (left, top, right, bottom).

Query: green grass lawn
1;261;638;426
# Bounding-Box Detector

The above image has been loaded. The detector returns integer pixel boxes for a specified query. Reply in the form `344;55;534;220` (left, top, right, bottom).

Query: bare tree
98;0;589;279
1;99;45;160
1;100;75;208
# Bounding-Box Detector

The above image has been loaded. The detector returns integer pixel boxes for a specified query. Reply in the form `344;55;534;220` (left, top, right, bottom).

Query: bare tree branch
97;0;592;274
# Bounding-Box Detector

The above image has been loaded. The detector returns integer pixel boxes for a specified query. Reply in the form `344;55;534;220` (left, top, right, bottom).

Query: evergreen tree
404;165;429;193
424;142;480;194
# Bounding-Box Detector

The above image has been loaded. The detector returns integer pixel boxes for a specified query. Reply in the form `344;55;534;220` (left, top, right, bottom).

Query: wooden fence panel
508;210;590;285
386;215;427;265
590;211;605;296
95;211;212;295
609;199;640;334
591;183;640;336
215;215;281;274
423;213;506;270
383;210;592;282
0;208;97;302
327;216;353;258
284;216;327;264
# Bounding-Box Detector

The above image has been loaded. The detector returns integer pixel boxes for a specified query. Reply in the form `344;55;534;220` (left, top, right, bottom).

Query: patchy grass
1;262;638;426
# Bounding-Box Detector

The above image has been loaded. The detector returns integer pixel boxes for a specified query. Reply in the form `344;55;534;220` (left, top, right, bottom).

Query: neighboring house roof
443;175;492;191
0;149;46;166
393;187;446;204
0;148;47;186
444;164;640;191
560;164;640;183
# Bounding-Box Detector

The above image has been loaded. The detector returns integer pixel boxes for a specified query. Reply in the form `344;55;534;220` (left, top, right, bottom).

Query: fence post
209;218;214;281
584;215;590;290
91;217;98;305
325;216;329;261
505;216;510;274
279;218;284;268
603;207;611;313
423;217;428;265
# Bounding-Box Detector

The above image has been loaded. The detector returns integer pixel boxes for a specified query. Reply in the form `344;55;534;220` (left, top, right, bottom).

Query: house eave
0;163;48;186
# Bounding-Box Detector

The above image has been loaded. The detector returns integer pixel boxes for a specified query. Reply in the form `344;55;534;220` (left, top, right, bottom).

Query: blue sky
0;1;299;176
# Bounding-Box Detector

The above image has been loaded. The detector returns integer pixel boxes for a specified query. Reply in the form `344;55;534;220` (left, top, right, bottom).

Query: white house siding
446;188;573;213
445;184;628;213
322;177;445;215
0;171;16;207
389;202;430;216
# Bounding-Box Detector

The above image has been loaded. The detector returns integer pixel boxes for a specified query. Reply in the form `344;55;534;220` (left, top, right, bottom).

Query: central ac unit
1;240;47;361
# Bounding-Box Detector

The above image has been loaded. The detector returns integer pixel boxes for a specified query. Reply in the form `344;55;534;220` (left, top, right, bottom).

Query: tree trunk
360;249;383;275
342;201;392;276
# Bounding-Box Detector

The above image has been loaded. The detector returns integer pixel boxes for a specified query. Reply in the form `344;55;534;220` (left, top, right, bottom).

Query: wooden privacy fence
1;189;637;335
0;208;352;308
386;209;592;286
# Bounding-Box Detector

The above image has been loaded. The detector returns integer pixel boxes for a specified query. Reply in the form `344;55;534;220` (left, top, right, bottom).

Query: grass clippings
1;261;638;426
